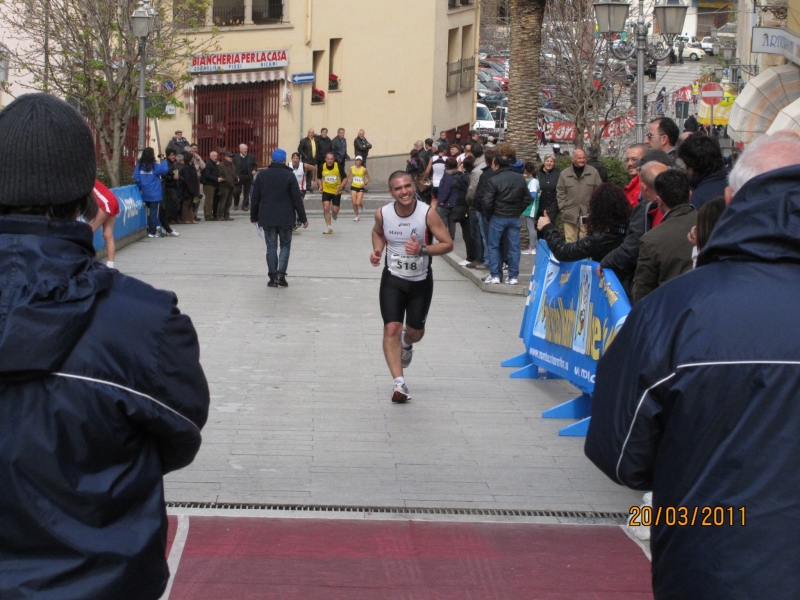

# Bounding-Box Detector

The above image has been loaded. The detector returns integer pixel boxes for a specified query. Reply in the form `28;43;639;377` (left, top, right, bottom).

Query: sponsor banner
93;185;146;251
544;113;636;141
524;240;631;393
674;85;693;102
189;49;289;73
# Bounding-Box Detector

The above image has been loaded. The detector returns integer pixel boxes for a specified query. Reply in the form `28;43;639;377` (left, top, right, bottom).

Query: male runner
370;171;453;403
318;151;343;233
290;152;316;230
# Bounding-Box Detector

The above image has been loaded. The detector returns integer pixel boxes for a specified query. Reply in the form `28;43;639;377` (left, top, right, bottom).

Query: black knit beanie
0;93;96;206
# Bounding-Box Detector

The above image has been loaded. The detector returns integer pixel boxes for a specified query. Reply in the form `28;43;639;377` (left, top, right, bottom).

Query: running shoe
508;278;518;285
354;216;360;221
332;211;338;221
147;233;156;238
323;226;333;234
522;248;536;255
402;345;413;368
484;276;501;284
168;230;180;237
391;381;411;404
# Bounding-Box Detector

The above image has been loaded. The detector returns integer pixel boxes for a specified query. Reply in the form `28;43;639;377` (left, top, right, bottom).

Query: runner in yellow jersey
339;156;371;222
317;151;342;234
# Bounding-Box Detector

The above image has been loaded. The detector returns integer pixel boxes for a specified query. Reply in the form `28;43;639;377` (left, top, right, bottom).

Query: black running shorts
322;192;341;206
379;268;434;330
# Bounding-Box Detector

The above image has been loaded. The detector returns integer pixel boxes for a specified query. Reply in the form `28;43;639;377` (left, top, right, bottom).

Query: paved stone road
120;201;640;512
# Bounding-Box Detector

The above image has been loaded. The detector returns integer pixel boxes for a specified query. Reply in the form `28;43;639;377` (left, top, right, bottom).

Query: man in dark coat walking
250;148;308;287
0;93;209;600
585;130;800;600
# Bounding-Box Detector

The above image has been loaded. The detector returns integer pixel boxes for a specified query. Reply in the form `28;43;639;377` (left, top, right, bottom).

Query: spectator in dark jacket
585;130;800;600
453;157;474;262
0;93;209;600
483;143;529;285
683;113;699;132
178;153;201;226
538;183;630;262
435;158;460;238
676;133;728;210
217;152;238;221
331;128;349;178
201;151;221;221
465;146;488;269
600;156;670;295
354;129;372;165
232;144;258;211
298;128;318;164
586;146;609;182
632;169;696;302
536;155;561;224
165;129;191;155
250;149;308;287
315;127;333;176
473;147;498;269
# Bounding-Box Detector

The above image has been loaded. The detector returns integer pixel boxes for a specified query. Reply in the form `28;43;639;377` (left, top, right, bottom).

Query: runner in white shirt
370;171;453;403
290;152;315;230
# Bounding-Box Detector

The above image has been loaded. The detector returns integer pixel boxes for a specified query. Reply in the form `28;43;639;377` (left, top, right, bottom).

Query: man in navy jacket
0;94;209;599
585;130;800;600
250;148;308;288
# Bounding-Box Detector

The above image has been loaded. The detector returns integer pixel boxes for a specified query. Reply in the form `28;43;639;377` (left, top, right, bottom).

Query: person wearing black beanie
0;93;210;600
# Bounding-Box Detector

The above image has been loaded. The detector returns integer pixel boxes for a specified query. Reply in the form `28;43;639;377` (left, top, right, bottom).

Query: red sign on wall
189;50;289;73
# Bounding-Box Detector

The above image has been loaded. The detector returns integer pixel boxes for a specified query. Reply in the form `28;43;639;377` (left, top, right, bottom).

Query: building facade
169;0;480;167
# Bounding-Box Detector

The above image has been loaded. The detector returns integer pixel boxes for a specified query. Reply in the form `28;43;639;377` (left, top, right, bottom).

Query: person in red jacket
89;180;121;268
622;143;648;207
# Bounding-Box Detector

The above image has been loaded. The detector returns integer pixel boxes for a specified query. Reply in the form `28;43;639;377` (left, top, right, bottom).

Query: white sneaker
458;260;470;266
323;226;333;234
391;381;410;403
522;248;536;255
508;278;518;285
354;216;360;221
485;276;501;284
168;230;180;237
147;233;156;238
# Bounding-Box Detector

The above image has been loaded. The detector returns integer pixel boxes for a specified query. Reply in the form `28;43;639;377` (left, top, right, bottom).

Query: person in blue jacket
0;93;209;600
585;130;800;600
134;147;171;237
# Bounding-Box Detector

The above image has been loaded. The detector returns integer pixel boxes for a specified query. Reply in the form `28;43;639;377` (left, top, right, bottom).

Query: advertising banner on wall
189;50;289;73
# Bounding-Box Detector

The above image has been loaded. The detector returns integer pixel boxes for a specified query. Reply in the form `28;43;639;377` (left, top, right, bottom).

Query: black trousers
454;206;474;262
233;176;252;209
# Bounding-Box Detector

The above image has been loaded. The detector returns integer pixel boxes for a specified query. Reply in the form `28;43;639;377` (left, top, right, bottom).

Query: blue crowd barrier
93;185;147;251
502;240;631;436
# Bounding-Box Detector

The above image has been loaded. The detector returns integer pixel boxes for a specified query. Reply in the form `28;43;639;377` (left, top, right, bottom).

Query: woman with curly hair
537;183;630;262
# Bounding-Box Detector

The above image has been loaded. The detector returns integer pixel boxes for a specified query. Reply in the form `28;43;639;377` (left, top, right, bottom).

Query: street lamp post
132;0;155;156
593;0;688;142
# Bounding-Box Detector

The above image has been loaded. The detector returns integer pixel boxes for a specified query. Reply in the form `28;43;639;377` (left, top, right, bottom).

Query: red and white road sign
700;82;725;106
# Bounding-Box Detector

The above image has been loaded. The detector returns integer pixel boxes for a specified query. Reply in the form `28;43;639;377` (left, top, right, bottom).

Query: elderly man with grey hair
585;130;800;600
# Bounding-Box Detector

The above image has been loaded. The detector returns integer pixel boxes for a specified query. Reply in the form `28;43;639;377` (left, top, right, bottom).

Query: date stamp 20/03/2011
629;506;746;527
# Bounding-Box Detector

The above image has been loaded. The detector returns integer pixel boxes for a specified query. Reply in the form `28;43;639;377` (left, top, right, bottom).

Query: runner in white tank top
290;152;315;230
370;171;454;403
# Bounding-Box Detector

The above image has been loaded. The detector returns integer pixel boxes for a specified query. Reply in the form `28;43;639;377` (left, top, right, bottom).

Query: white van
474;103;494;130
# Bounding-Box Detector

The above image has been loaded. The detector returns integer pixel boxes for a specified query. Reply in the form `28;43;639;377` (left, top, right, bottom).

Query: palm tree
507;0;547;161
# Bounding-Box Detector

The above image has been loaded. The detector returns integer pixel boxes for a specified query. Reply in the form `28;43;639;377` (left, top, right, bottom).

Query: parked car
676;35;702;47
474;103;495;130
701;37;715;55
477;70;504;92
675;43;706;61
481;93;508;110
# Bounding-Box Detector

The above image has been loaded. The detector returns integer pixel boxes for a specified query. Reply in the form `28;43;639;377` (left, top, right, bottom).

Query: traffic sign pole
290;73;315;148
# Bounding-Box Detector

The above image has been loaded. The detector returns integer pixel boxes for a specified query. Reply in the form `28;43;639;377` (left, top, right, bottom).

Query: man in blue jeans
482;143;529;285
250;149;308;288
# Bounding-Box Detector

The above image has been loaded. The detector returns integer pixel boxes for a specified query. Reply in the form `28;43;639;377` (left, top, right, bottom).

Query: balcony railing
213;3;245;26
447;60;461;95
460;56;474;92
252;0;285;24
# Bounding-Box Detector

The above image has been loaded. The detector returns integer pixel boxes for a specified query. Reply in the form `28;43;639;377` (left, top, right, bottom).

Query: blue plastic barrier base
510;364;538;378
559;417;591;437
542;393;592;419
501;352;530;368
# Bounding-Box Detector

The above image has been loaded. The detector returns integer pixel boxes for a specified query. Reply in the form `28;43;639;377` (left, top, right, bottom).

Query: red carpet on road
165;515;652;599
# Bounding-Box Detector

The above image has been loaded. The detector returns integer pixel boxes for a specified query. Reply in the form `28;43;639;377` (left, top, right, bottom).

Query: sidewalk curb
442;252;527;296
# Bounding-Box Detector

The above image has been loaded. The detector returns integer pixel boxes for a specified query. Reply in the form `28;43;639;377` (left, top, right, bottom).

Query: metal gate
193;81;280;167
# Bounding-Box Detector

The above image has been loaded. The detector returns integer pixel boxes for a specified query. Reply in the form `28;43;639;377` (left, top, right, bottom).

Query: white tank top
381;200;431;282
292;162;306;189
431;157;446;188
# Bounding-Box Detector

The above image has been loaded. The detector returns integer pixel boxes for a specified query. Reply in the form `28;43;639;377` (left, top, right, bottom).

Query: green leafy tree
2;0;216;185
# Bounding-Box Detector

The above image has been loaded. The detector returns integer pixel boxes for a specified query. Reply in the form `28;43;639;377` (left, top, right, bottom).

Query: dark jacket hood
0;216;113;380
698;164;800;267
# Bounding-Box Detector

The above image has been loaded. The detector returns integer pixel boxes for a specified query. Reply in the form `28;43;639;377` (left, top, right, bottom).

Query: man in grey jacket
331;128;349;180
466;145;488;269
556;149;601;242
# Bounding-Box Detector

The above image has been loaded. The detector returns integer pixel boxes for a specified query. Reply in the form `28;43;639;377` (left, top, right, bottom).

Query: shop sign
189;49;289;73
752;27;800;66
